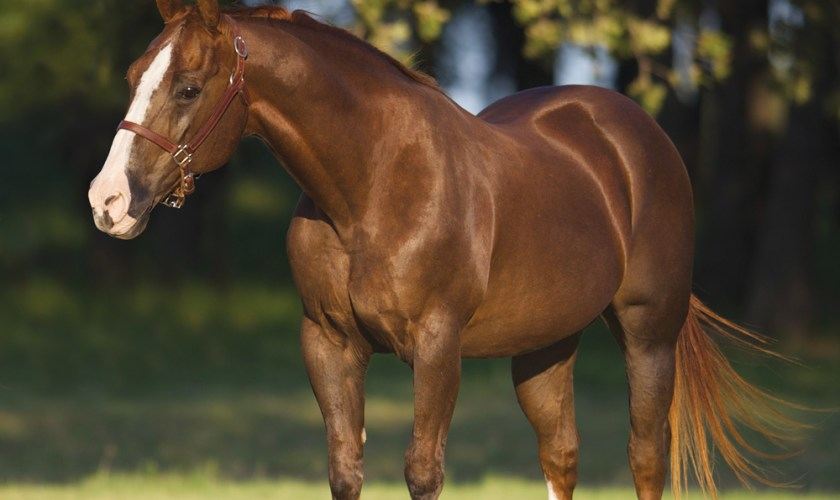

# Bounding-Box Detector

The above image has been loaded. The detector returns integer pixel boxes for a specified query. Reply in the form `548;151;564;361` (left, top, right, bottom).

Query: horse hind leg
604;296;685;500
512;333;581;500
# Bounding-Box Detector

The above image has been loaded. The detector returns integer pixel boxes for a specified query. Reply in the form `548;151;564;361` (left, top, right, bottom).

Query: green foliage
696;29;732;81
0;0;159;124
626;16;671;55
0;0;827;121
344;0;833;117
351;0;449;60
344;0;736;115
413;0;451;42
627;75;668;115
500;0;733;114
522;18;562;59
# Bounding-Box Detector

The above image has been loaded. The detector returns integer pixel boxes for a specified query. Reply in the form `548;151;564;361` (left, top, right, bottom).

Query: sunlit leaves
628;75;668;115
626;17;670;55
696;29;732;81
501;0;681;113
494;0;739;115
4;0;826;122
351;0;449;59
565;15;623;50
339;0;809;116
788;71;813;105
369;19;413;56
523;18;563;59
324;0;736;116
656;0;676;21
512;0;555;25
413;0;451;42
351;0;387;27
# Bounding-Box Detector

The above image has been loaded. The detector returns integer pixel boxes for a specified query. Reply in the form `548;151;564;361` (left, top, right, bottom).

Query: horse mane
225;5;442;93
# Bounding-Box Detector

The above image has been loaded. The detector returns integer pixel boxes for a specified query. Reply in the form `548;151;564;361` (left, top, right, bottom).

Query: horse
88;2;801;498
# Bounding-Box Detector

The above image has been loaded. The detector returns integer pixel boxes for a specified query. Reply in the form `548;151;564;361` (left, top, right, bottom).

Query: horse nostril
93;208;115;230
99;192;128;225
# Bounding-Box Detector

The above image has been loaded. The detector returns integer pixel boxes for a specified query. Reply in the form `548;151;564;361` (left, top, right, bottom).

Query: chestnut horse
88;2;799;499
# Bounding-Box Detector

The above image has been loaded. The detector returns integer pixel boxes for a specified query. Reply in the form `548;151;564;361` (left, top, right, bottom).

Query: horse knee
329;457;363;500
405;450;444;499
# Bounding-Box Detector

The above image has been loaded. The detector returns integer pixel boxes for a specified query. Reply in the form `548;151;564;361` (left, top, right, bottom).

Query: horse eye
177;86;201;101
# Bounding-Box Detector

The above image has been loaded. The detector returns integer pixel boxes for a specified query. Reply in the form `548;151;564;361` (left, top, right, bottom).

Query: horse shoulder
287;194;357;333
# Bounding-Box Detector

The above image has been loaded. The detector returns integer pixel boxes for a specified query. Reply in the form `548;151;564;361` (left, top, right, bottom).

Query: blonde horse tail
668;295;808;499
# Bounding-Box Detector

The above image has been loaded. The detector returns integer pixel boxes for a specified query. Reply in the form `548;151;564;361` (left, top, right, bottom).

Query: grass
2;474;839;500
1;351;838;497
1;282;838;498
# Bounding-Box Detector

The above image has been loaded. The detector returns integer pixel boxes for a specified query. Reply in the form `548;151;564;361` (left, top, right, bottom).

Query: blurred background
0;0;838;498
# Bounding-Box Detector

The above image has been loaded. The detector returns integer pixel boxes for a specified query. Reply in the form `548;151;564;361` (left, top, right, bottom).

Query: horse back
479;84;691;250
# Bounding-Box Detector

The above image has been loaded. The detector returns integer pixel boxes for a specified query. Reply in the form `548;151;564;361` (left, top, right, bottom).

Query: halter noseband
118;15;250;209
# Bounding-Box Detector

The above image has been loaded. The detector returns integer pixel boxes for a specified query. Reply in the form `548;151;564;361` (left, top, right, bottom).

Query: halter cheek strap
118;15;249;209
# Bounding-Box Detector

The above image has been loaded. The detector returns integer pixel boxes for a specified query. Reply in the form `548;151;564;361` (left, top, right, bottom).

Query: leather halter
118;15;250;208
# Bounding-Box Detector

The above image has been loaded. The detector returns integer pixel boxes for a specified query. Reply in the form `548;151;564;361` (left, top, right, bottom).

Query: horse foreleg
404;318;462;500
301;316;370;500
512;333;581;500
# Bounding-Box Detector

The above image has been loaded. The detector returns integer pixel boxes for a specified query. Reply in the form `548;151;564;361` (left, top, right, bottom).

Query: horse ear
196;0;220;28
156;0;184;22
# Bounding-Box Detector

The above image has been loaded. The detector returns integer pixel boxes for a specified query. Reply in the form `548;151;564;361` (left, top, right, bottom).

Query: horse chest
290;246;432;357
288;211;428;357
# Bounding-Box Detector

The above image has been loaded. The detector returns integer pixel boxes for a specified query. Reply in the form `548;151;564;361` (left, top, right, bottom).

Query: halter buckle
161;193;185;209
173;146;193;166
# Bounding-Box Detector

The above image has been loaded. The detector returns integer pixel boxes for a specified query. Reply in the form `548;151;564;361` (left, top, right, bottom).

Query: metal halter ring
234;36;248;58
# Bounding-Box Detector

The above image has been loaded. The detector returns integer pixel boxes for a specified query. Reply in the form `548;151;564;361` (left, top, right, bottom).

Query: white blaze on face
88;42;175;235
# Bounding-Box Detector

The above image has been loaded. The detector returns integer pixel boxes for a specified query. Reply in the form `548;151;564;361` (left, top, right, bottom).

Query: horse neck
238;16;458;231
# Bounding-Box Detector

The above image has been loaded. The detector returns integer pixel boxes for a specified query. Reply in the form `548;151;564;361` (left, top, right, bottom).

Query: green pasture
3;475;839;499
1;281;839;498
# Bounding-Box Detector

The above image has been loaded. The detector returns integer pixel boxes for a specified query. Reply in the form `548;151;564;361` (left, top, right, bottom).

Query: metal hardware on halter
172;146;193;166
116;14;248;209
160;165;195;209
161;192;185;209
234;36;248;58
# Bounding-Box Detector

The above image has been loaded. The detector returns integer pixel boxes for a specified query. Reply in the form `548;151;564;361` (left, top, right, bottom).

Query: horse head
89;0;248;239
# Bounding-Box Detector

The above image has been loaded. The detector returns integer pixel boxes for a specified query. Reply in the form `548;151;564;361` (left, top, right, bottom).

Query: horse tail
668;294;807;499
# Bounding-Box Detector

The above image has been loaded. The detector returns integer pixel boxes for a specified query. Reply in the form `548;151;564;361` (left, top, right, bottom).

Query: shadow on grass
1;283;838;491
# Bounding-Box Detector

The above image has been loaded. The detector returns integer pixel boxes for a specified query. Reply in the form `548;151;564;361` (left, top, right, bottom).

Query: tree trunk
486;1;552;90
745;102;823;337
694;0;769;309
745;23;838;339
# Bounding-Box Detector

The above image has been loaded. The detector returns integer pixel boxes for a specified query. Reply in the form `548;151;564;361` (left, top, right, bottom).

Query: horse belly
460;169;624;357
461;250;620;357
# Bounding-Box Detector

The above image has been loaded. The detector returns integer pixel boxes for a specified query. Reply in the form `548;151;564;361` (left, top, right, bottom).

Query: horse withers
88;2;802;498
